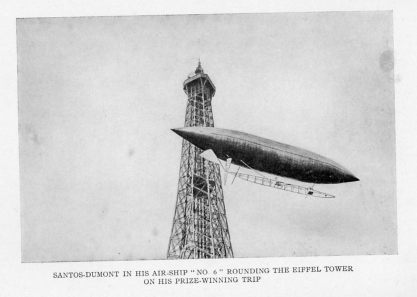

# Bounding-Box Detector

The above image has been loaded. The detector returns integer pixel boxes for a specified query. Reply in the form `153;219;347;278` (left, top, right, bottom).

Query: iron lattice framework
167;63;234;259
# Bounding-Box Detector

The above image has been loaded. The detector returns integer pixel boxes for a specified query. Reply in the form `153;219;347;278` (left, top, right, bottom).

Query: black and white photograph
4;0;417;296
17;12;397;263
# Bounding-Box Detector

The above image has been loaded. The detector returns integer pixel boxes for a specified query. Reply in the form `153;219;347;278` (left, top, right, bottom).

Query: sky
17;12;396;262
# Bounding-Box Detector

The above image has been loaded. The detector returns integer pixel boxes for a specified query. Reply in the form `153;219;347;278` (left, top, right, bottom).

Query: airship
172;127;359;198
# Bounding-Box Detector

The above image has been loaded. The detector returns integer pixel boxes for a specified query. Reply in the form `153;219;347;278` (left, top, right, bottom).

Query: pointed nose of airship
350;175;360;182
171;127;188;138
343;172;360;183
171;127;209;150
171;127;182;136
171;127;196;143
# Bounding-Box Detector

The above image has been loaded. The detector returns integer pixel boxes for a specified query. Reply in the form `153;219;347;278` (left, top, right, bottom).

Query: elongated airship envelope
172;127;359;184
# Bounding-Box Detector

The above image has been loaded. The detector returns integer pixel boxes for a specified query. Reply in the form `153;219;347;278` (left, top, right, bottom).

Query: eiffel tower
167;62;234;259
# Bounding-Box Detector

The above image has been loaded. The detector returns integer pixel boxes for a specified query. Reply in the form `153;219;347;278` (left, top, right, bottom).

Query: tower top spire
183;60;216;96
195;59;204;74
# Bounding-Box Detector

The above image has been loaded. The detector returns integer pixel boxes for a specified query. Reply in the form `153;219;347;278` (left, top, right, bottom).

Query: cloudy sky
17;12;395;262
